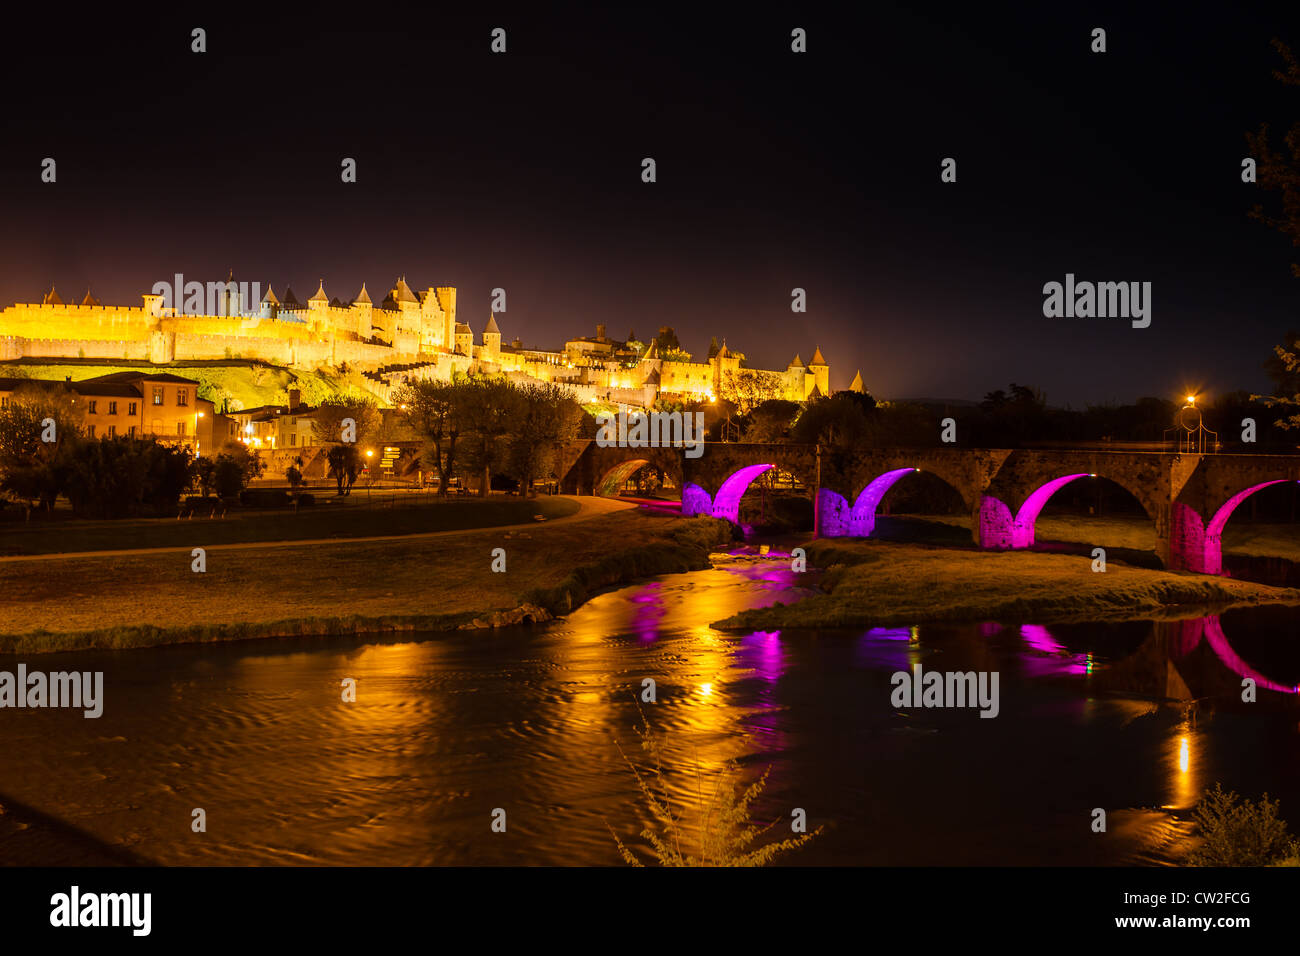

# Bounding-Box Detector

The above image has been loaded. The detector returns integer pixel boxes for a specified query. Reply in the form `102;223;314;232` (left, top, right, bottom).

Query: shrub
1189;783;1298;866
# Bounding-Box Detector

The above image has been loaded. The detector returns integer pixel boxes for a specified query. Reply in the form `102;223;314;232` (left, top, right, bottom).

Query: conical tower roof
810;347;827;366
81;289;100;307
788;353;804;369
262;286;280;305
352;282;371;306
309;279;329;304
848;370;865;393
485;313;501;334
281;286;301;308
391;276;419;305
43;285;63;306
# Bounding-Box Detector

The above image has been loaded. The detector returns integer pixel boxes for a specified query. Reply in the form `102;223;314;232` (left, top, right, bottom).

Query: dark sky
1;4;1296;406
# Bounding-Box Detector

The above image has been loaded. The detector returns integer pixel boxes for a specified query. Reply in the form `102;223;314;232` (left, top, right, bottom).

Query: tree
285;456;304;493
455;377;520;496
0;381;80;515
1246;40;1300;279
742;399;801;442
1247;42;1300;426
326;444;361;496
396;380;462;496
192;456;217;497
506;382;583;495
63;437;192;518
721;369;785;415
311;396;380;445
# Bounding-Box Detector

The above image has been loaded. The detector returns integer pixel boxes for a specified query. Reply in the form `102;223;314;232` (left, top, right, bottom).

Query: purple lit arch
849;468;916;537
710;463;774;522
1173;480;1292;573
1011;473;1092;548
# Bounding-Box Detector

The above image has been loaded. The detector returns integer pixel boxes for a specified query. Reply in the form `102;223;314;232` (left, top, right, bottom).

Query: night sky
1;4;1296;406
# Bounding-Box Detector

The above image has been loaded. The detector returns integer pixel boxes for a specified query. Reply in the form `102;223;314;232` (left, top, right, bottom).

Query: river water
2;550;1300;866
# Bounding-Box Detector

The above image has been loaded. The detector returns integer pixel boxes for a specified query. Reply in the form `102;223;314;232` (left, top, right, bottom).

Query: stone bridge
557;440;1300;574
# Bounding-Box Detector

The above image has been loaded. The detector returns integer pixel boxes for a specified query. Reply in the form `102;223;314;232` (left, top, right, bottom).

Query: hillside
0;360;377;412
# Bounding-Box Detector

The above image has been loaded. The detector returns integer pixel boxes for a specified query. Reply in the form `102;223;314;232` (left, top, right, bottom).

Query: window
107;425;116;438
177;422;186;436
128;402;137;415
290;433;297;447
177;388;188;407
88;400;97;414
108;401;117;415
128;426;136;438
87;424;95;438
152;387;164;406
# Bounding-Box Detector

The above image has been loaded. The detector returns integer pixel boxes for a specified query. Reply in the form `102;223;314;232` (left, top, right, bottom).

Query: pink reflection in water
630;582;666;644
738;630;786;684
1018;624;1089;677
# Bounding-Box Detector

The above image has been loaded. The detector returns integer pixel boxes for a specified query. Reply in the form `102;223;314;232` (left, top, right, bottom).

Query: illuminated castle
0;279;832;408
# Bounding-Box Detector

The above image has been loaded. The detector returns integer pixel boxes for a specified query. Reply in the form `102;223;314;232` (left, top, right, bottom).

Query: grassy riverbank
0;495;580;555
0;510;732;654
713;538;1300;631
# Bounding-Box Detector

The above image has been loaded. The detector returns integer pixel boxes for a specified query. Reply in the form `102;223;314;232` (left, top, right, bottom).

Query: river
2;549;1300;866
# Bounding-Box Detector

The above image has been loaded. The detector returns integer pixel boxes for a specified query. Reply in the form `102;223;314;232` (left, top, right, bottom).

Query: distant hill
884;397;981;408
0;360;366;412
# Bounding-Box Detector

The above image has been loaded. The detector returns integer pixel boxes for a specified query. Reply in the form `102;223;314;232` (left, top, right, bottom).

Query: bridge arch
983;469;1157;551
1172;480;1294;574
596;458;652;496
708;462;775;522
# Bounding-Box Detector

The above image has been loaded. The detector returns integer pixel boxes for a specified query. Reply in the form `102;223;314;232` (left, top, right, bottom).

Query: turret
808;346;829;398
483;313;501;361
352;282;373;339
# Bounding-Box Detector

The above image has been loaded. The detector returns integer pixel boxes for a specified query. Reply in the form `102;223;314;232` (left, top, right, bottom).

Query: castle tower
483;313;501;361
711;340;740;399
390;276;420;331
260;285;280;319
437;286;457;350
308;280;329;330
352;282;373;340
848;369;866;393
42;285;63;306
222;268;241;317
808;346;829;398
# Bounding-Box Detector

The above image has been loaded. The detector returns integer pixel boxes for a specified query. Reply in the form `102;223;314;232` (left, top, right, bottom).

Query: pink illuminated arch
711;463;774;522
1207;480;1291;539
1011;473;1091;547
849;468;915;537
1189;480;1293;574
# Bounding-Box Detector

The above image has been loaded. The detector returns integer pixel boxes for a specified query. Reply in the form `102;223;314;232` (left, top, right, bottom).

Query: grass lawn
714;538;1300;631
0;511;730;653
0;495;579;555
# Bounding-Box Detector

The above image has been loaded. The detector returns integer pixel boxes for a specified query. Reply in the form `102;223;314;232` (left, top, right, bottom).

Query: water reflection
2;555;1300;866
